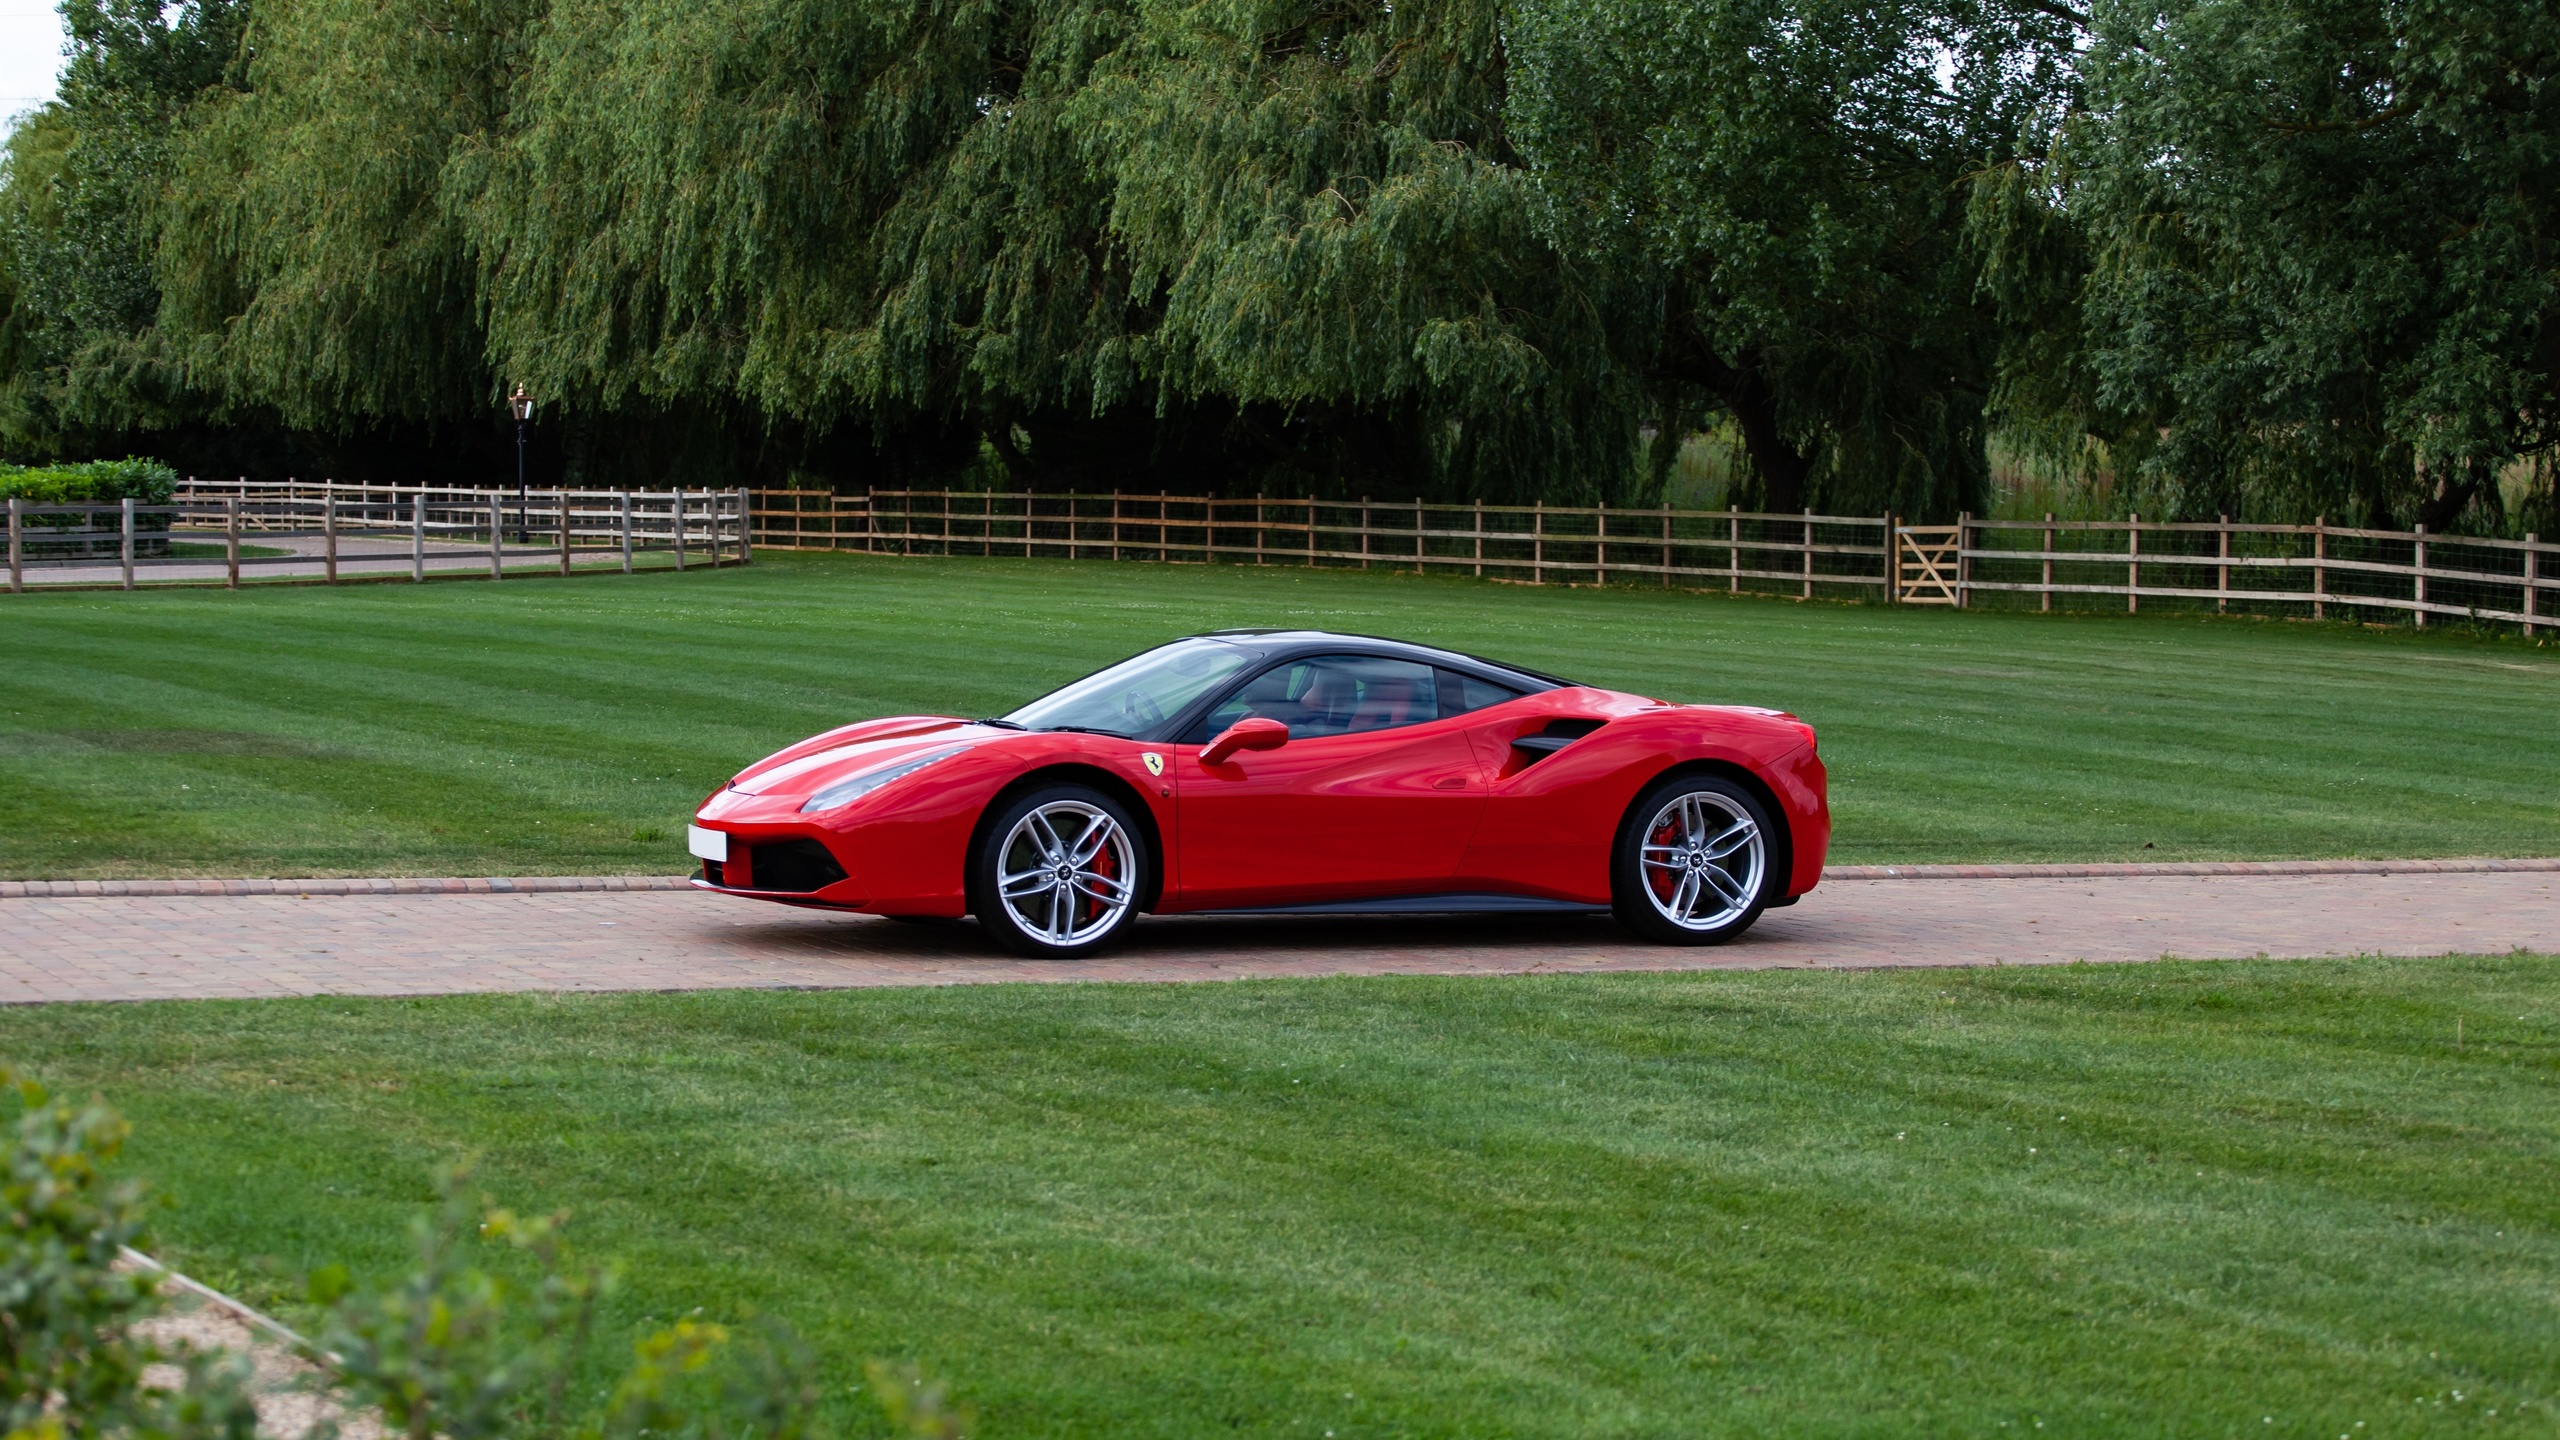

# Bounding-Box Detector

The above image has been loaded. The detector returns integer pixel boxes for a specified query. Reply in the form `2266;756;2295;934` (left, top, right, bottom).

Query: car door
1171;655;1489;907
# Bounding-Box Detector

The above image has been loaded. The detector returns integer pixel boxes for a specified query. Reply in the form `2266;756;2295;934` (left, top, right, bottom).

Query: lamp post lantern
508;384;535;543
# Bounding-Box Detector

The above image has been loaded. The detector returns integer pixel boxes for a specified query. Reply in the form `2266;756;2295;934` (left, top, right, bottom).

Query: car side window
1435;668;1522;717
1189;655;1444;741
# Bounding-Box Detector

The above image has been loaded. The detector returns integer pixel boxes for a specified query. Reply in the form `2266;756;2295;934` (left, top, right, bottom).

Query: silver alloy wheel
994;800;1137;946
1636;789;1765;931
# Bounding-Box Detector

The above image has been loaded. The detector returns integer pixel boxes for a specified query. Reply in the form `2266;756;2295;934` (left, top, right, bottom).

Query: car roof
1188;629;1575;691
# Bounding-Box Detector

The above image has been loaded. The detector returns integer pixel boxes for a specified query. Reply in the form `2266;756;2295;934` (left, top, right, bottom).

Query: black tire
1610;773;1777;946
970;783;1150;958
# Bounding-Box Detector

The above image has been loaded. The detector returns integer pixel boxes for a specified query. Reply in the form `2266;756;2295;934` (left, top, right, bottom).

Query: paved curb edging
120;1246;323;1355
0;875;695;898
6;858;2557;900
1823;857;2560;879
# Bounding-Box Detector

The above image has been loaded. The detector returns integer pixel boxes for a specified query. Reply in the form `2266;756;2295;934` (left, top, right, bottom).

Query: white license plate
686;824;729;863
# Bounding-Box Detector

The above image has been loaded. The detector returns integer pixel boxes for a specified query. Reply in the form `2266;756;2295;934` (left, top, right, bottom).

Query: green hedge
3;459;180;559
0;458;179;506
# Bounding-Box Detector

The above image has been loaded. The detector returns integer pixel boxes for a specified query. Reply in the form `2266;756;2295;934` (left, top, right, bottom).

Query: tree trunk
1659;338;1812;513
986;419;1032;486
2416;469;2484;532
1724;371;1810;514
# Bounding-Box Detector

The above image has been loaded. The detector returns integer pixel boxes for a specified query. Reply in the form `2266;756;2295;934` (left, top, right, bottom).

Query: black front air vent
702;860;725;886
749;839;849;894
1510;718;1607;765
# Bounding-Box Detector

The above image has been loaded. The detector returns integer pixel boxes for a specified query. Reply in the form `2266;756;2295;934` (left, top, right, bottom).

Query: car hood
723;716;998;798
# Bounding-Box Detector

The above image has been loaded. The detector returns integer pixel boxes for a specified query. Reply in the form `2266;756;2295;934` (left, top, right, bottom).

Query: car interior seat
1350;675;1426;731
1296;668;1360;734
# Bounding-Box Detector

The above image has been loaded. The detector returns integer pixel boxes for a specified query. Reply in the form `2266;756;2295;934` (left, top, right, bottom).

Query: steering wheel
1119;690;1165;727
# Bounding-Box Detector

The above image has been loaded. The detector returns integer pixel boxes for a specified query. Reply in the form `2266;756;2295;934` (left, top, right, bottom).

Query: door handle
1432;775;1469;791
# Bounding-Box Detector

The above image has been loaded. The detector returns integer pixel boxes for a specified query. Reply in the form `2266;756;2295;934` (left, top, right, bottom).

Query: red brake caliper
1648;817;1680;902
1084;821;1118;926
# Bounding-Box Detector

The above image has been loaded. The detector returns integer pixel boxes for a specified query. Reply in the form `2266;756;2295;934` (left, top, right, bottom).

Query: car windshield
1004;639;1253;737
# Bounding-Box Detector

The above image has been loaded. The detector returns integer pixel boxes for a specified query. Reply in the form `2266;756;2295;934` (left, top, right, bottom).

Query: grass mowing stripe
0;957;2548;1435
5;552;2557;878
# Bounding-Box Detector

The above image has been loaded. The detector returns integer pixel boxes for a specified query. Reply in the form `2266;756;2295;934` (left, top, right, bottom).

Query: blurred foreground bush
0;1071;257;1440
0;1080;964;1439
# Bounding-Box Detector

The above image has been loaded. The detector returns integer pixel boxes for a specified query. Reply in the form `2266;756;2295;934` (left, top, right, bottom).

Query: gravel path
125;1254;379;1440
4;863;2552;1003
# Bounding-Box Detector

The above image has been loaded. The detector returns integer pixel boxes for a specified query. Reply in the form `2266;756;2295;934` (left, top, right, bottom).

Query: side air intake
1509;718;1607;766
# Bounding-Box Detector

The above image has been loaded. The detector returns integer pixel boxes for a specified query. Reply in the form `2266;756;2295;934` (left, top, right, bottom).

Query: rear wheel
971;784;1147;958
1611;774;1774;945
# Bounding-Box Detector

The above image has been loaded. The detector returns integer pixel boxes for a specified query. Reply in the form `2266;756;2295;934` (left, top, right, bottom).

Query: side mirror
1202;717;1289;766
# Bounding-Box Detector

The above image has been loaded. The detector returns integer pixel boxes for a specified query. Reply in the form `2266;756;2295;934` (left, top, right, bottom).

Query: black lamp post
508;384;534;543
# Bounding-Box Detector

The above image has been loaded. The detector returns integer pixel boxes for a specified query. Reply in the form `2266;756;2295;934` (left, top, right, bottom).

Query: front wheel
1611;774;1775;945
971;784;1148;958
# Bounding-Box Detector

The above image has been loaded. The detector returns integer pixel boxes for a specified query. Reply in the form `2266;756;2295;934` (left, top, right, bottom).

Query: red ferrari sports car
688;630;1827;956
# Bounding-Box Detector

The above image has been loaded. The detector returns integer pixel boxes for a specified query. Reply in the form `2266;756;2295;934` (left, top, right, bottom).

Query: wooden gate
1896;524;1961;605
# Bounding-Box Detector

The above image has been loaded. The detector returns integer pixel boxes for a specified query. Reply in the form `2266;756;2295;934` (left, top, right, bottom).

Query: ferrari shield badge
1141;752;1165;777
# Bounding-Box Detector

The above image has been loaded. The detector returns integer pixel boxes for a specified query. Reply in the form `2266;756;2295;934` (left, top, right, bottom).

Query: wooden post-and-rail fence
4;479;750;592
14;479;2546;634
753;488;1896;600
751;488;2553;634
1898;512;2552;634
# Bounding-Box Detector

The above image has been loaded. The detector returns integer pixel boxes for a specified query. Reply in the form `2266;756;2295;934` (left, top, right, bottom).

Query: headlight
798;746;966;814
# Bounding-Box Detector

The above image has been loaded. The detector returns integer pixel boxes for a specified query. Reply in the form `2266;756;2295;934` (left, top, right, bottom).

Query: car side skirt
1191;892;1610;917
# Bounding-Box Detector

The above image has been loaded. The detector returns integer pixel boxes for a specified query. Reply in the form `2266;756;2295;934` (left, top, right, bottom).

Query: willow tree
1506;0;2079;518
15;0;2164;506
0;111;74;456
473;0;1640;496
157;0;526;436
1071;0;1646;499
0;0;245;457
465;0;1114;485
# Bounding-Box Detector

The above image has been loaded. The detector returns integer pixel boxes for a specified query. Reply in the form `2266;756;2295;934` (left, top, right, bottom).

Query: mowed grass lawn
4;956;2552;1436
9;556;2557;1432
5;552;2558;877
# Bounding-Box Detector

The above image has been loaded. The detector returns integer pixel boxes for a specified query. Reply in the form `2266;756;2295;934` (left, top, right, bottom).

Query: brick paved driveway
4;865;2552;1003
